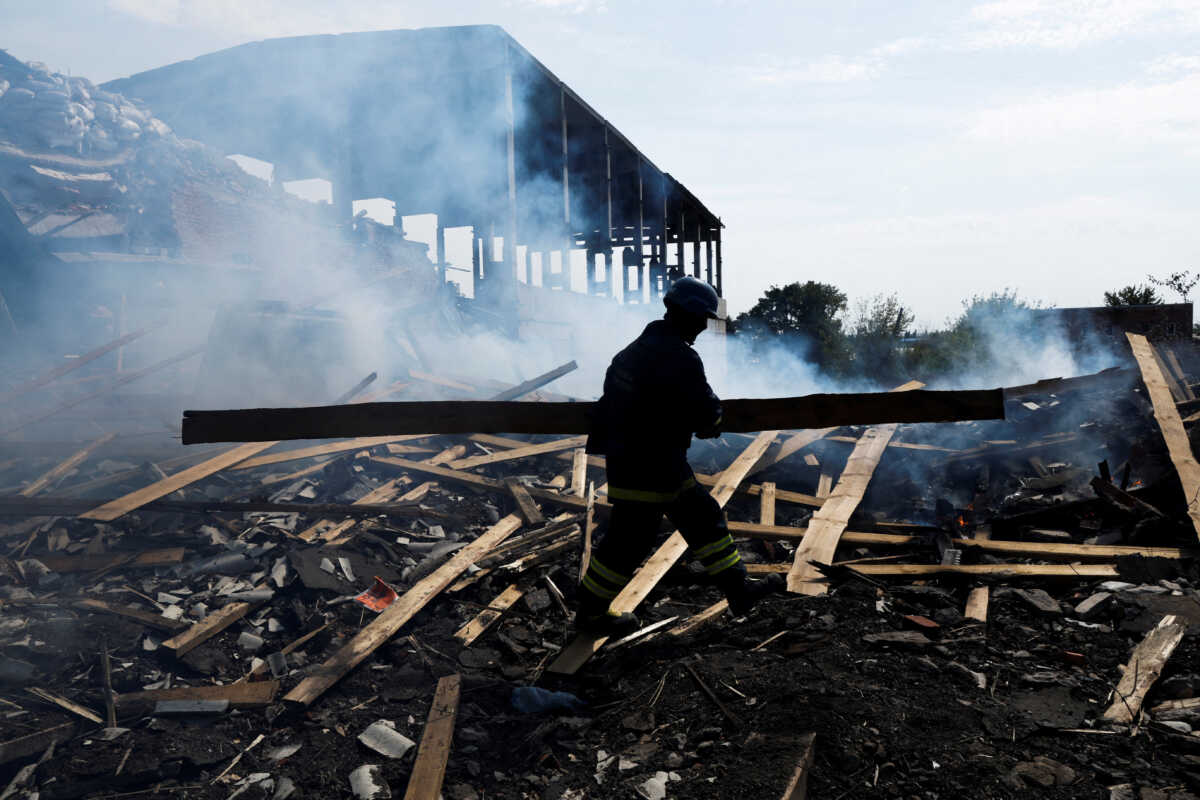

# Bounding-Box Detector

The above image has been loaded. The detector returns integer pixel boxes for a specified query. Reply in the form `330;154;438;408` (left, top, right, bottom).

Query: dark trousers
579;484;744;609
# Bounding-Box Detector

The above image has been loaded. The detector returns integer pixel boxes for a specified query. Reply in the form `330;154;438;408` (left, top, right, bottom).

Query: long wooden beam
19;432;116;497
180;389;1004;444
727;521;1196;559
547;430;779;675
1126;333;1200;542
284;515;521;707
750;563;1119;578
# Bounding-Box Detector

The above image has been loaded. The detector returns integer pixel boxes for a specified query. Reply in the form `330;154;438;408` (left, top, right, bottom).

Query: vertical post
435;220;446;283
560;87;572;294
715;225;723;297
604;127;613;255
634;159;645;301
693;218;702;280
705;229;713;286
677;209;686;280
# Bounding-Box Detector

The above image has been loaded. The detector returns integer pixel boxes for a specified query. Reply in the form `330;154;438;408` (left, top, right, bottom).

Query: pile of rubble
0;51;171;156
1;337;1199;799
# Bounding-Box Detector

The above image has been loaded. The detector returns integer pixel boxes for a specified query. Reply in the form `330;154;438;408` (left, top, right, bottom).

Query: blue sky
6;0;1200;326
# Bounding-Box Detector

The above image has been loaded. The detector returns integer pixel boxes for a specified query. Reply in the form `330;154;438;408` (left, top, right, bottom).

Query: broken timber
116;681;279;716
1126;333;1200;542
284;515;521;706
749;563;1120;578
548;430;778;675
162;601;255;658
19;432;116;497
180;389;1004;444
1102;614;1186;724
454;584;524;646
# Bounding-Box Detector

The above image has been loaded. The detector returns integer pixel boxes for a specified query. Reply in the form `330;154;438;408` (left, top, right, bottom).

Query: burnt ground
2;367;1200;799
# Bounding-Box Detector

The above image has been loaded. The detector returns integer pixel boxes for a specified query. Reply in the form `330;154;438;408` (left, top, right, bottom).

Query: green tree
733;281;848;371
1104;284;1161;306
848;293;916;385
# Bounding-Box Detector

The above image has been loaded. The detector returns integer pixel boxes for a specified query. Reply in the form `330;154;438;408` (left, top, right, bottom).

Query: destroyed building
1;26;1200;800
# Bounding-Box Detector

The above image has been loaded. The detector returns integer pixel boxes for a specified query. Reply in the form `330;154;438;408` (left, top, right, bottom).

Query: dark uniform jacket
586;319;722;502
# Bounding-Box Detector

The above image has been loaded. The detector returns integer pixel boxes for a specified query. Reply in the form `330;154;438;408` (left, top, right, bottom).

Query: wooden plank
505;478;545;525
181;389;1005;444
297;477;407;542
27;687;103;723
0;722;75;765
242;624;328;682
73;597;189;634
402;674;462;800
548;431;778;675
20;433;116;497
750;563;1120;578
668;599;729;637
580;483;595;583
571;448;587;498
447;435;587;470
40;547;186;572
788;424;896;594
231;435;431;470
488;361;577;401
964;587;989;622
1102;614;1187;724
824;435;960;453
780;733;817;800
1151;347;1187;403
816;473;832;499
727;521;1196;559
371;456;591;513
284;516;521;706
1126;333;1200;542
162;602;252;658
759;482;777;527
79;441;276;522
1166;349;1195;401
453;584;523;646
116;681;279;715
0;323;161;404
694;473;823;508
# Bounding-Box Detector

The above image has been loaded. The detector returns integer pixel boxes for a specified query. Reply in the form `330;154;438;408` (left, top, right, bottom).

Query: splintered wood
403;674;462;800
1126;333;1200;542
1102;614;1186;724
454;584;523;646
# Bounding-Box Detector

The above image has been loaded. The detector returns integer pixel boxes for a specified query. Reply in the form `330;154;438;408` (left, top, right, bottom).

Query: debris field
1;336;1200;800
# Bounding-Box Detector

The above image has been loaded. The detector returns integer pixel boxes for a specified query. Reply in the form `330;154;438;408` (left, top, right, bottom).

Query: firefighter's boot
575;594;641;637
717;564;785;617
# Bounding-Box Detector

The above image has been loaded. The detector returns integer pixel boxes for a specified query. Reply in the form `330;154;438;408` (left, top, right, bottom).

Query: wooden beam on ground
180;388;1005;444
19;433;116;497
0;322;162;404
115;681;279;716
695;473;823;508
447;435;587;470
1126;332;1200;542
26;687;102;724
162;601;253;658
284;516;521;707
759;481;778;560
750;563;1120;578
727;521;1196;559
488;361;578;401
779;733;817;800
0;496;433;520
1102;614;1186;724
548;431;778;675
74;597;189;634
505;478;545;525
669;599;729;637
453;584;523;646
788;424;897;594
79;441;276;522
403;674;462;800
816;473;832;499
297;477;407;542
0;721;76;765
964;587;989;622
1165;349;1195;401
231;435;432;470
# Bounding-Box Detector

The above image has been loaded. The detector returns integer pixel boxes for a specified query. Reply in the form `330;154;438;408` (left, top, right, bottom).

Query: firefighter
577;276;784;635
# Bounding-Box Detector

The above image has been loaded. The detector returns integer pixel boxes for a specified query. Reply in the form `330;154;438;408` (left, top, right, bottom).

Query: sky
5;0;1200;328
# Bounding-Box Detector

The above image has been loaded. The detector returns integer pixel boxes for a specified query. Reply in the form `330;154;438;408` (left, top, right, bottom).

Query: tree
733;281;848;371
848;293;916;385
1148;271;1199;302
1104;284;1161;306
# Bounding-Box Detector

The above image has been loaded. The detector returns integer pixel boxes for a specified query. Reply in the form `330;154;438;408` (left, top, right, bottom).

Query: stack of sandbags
0;55;172;155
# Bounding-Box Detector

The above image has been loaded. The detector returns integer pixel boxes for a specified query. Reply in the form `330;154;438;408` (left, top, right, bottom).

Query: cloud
1146;52;1200;75
963;0;1200;50
749;54;881;85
